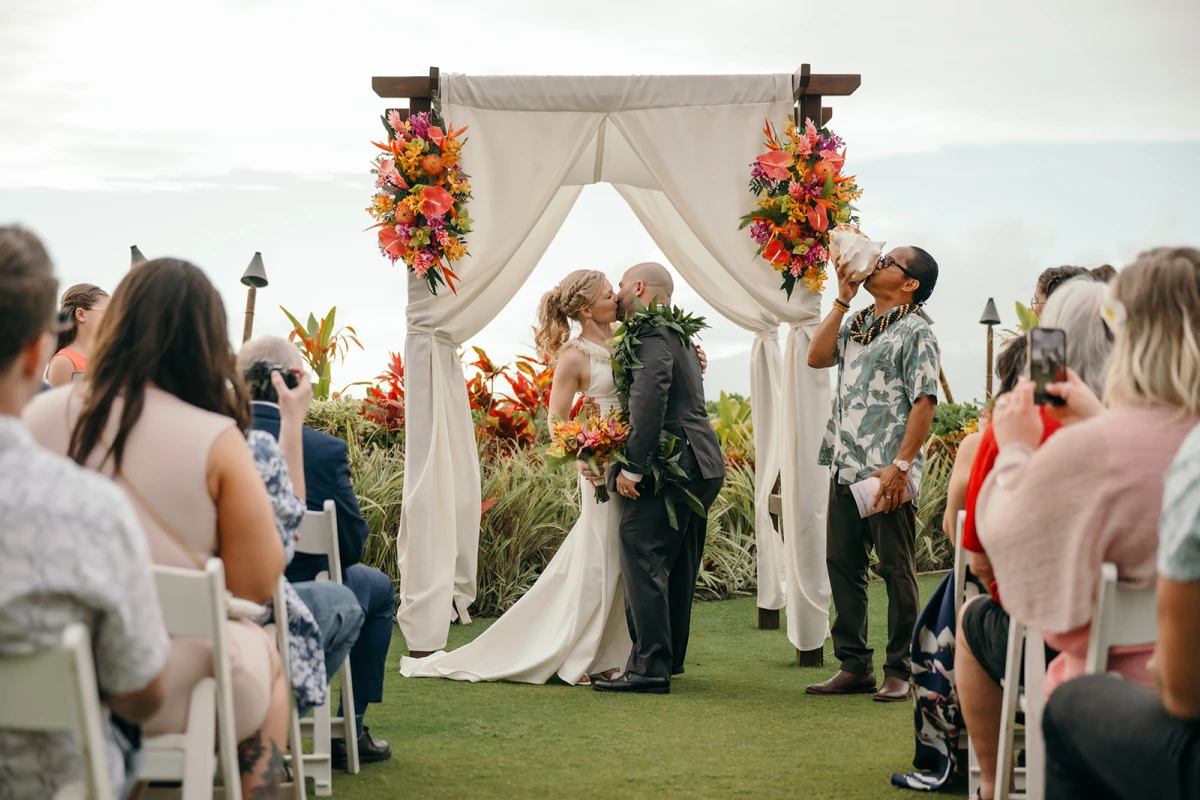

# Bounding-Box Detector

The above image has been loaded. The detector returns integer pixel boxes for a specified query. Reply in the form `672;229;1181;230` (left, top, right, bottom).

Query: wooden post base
757;608;781;630
796;647;824;667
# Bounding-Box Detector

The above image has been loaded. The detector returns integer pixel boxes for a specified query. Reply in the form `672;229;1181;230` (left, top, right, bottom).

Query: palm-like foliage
280;305;363;399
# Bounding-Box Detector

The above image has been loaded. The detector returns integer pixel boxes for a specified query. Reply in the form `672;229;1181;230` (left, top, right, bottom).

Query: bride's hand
695;344;708;374
575;460;602;486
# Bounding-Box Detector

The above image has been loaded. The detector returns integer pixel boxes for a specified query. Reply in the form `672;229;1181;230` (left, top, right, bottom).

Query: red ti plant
362;351;405;433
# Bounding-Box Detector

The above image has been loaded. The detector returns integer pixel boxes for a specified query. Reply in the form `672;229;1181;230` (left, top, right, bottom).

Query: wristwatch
892;458;911;472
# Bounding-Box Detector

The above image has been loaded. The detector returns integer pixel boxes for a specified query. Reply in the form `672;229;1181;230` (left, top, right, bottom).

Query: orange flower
778;221;802;241
421;185;456;218
762;237;791;267
394;204;416;224
421;154;445;176
757;149;793;181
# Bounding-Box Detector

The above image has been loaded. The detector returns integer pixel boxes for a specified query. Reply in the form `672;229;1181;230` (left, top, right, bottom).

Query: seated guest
46;283;108;387
0;226;169;799
245;361;364;709
1030;263;1116;318
975;247;1200;790
23;259;293;797
892;337;1026;791
957;277;1115;799
239;336;394;767
1043;419;1200;800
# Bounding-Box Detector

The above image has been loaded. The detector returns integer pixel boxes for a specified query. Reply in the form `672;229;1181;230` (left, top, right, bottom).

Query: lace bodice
561;337;618;411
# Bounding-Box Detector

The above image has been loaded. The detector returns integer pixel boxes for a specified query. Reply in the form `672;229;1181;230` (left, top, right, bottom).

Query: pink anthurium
756;149;793;181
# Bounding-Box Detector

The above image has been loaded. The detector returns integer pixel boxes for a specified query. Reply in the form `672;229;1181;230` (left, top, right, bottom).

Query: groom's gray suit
614;322;725;680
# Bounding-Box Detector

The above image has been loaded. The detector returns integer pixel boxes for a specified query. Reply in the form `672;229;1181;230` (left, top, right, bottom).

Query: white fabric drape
399;73;834;652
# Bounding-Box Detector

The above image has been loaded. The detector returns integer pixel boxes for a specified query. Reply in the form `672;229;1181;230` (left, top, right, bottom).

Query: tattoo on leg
249;741;286;800
237;731;265;775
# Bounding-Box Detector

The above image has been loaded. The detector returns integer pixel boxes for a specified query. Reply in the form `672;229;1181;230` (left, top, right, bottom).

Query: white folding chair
994;619;1047;800
141;559;242;800
953;510;985;796
0;623;115;800
270;579;308;799
294;500;360;795
1085;562;1157;675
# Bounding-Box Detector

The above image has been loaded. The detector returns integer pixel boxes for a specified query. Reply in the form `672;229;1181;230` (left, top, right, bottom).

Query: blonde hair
1104;247;1200;415
534;269;607;361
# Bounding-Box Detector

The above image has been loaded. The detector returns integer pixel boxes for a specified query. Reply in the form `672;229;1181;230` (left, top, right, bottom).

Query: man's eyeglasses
876;255;916;280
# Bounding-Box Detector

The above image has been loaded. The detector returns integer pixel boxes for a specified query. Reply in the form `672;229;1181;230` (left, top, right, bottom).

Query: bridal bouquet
546;408;630;503
739;118;863;299
367;109;473;296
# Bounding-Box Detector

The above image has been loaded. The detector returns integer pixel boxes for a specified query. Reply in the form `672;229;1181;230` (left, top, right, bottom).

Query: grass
326;575;965;800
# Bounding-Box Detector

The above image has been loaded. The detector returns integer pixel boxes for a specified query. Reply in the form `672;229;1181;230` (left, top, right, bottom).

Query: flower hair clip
1101;286;1127;332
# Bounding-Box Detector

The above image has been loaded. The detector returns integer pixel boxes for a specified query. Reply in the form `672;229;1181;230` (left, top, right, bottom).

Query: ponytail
57;283;108;351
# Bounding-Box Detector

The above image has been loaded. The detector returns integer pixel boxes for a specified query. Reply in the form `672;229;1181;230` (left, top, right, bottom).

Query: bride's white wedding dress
399;337;632;684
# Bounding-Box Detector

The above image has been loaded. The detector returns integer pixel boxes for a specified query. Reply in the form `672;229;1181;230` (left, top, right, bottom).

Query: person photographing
805;246;941;702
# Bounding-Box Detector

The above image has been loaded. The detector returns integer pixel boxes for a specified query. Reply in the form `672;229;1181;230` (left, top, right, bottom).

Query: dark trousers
1044;675;1200;800
289;560;394;727
620;476;724;680
826;478;919;680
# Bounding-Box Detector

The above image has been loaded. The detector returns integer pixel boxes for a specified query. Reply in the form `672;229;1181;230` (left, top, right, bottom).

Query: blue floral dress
247;430;327;713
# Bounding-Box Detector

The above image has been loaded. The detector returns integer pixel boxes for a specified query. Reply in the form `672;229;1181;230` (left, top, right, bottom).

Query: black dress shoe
593;673;670;694
671;665;685;676
805;670;878;696
332;726;392;769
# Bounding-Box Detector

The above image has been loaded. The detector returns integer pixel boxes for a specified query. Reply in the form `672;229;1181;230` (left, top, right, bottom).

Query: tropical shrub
280;305;363;400
709;391;754;472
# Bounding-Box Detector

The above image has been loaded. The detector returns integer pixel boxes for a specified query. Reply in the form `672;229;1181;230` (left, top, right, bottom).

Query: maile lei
610;299;710;530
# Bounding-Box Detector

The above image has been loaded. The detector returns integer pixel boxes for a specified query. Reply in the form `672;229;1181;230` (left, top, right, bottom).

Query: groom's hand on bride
616;473;641;500
695;345;708;374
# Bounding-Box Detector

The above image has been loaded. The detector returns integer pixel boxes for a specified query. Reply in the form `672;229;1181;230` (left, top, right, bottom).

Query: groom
593;262;725;695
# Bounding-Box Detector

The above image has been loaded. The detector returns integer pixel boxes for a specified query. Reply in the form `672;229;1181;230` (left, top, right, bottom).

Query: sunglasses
876;255;916;280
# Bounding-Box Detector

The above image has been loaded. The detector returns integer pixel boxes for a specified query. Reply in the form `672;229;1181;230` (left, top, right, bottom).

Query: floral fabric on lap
818;308;940;490
246;429;327;712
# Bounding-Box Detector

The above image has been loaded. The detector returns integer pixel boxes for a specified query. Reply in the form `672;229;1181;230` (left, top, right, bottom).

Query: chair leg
339;658;360;775
995;620;1025;800
181;679;217;800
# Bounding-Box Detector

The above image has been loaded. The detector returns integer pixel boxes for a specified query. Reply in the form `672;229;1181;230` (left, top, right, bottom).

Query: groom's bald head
617;262;674;316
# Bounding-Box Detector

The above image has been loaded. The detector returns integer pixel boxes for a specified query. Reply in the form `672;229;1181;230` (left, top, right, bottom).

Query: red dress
961;407;1062;603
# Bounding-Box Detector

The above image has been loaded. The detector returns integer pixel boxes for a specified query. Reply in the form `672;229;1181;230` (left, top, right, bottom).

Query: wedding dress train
399;337;631;684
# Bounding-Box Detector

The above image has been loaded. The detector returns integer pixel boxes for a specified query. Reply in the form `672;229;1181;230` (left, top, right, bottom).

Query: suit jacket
620;324;725;485
250;402;369;581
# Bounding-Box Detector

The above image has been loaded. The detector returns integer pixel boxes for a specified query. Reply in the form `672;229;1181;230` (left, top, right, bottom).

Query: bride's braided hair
534;269;606;362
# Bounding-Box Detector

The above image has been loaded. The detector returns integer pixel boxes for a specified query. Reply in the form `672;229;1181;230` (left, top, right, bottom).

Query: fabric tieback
849;303;920;346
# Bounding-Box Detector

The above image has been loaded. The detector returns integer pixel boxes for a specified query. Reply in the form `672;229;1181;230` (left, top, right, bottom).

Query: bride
400;268;707;686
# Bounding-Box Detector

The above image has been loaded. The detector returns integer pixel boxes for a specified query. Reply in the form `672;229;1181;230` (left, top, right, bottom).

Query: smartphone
1028;327;1067;406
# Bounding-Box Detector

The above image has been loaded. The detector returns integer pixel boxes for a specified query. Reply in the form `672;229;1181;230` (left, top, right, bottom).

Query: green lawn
328;575;965;800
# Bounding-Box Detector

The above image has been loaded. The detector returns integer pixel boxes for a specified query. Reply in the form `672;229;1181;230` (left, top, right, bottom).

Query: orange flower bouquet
546;407;630;503
366;109;472;296
739;118;863;298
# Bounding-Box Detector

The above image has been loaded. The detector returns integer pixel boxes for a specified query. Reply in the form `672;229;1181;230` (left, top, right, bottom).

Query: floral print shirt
1160;423;1200;582
246;430;327;713
818;308;940;490
0;416;170;799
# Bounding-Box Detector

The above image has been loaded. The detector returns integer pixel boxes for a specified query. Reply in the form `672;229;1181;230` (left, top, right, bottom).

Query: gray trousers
620;476;724;680
825;478;919;680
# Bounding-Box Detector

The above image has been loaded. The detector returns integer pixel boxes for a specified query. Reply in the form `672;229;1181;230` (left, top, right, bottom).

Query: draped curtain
399;73;831;653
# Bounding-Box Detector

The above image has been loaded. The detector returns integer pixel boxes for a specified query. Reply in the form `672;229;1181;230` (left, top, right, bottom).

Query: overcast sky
2;0;1198;402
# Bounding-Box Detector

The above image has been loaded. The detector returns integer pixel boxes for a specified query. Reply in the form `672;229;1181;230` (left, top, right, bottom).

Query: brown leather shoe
408;649;435;659
805;670;877;695
873;675;912;702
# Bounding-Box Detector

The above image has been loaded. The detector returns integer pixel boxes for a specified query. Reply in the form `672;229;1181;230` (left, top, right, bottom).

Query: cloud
1;0;1197;188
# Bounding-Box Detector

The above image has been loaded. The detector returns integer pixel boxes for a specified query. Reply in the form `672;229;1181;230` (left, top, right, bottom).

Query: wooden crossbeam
804;74;861;96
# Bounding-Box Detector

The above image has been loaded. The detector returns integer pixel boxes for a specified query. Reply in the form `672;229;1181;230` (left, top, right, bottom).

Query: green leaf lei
609;299;710;529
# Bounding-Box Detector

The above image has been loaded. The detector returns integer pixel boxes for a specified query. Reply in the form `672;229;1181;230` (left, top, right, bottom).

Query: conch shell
829;225;885;282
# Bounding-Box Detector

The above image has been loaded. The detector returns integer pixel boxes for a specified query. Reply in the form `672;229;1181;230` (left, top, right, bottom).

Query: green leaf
319;307;338;349
1015;301;1039;332
306;313;319;339
280;306;306;334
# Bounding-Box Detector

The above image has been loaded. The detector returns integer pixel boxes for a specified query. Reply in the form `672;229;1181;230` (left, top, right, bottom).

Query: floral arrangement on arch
739;118;863;298
367;109;473;295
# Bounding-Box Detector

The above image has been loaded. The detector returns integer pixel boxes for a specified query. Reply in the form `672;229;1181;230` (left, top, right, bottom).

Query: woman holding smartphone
978;246;1199;694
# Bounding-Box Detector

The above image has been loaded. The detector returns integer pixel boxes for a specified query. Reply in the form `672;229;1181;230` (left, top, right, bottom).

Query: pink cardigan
976;404;1198;695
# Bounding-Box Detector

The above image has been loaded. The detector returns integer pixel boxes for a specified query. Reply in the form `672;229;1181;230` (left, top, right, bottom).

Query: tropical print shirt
1159;422;1200;582
818;307;940;489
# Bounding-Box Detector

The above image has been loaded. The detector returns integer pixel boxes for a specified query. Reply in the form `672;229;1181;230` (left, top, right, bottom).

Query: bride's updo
534;269;606;362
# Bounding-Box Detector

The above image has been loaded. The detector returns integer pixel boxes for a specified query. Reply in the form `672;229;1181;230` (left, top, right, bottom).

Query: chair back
151;558;242;799
953;509;967;618
1085;562;1157;675
0;624;114;800
295;500;344;583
